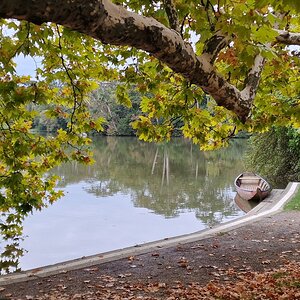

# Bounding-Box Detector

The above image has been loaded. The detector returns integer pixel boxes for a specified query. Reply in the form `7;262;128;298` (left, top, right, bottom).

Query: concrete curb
1;182;299;286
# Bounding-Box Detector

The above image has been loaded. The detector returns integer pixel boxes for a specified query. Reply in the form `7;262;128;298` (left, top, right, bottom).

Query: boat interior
238;175;269;191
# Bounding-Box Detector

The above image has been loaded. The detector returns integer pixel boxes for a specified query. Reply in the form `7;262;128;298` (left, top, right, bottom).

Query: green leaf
116;84;132;108
251;26;278;44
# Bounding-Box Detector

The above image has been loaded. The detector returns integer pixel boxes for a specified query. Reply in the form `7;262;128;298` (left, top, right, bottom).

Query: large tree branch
241;54;265;103
0;0;198;81
194;56;251;121
276;30;300;45
0;0;259;122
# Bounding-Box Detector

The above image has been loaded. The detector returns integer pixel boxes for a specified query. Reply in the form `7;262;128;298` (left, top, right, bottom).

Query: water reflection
56;137;247;225
234;194;259;213
2;137;248;272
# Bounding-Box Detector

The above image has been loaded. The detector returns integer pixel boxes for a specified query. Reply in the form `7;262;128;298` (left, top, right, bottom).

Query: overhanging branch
276;30;300;45
241;54;266;103
202;31;231;64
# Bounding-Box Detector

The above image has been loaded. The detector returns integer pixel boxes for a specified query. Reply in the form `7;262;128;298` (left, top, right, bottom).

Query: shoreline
1;182;299;286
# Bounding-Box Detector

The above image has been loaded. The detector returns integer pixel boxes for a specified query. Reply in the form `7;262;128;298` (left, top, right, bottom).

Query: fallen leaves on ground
8;261;300;300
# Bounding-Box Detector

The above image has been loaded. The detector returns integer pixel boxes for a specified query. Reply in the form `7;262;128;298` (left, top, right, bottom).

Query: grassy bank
284;186;300;210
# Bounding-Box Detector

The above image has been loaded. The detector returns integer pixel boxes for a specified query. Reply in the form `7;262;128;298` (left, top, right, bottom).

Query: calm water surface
20;137;247;270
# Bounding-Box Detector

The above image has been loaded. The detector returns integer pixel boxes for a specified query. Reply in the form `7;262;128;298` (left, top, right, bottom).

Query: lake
18;137;247;270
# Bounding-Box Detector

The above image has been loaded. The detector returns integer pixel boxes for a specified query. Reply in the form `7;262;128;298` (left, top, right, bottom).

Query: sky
14;55;39;77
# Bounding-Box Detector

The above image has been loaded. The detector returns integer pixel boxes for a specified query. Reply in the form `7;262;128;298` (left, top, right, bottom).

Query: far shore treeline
31;82;141;136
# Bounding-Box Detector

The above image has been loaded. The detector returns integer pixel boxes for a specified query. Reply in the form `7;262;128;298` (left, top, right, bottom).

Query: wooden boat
234;172;271;201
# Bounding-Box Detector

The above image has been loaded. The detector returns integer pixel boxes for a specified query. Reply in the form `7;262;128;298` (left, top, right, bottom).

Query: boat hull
234;172;271;201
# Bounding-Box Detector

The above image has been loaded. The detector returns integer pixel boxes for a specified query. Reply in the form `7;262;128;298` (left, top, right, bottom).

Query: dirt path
1;211;300;299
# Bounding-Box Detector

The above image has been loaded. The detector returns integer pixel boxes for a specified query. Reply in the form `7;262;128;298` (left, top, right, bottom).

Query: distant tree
89;82;141;135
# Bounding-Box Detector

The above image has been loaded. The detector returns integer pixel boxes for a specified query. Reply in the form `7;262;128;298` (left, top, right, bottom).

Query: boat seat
241;176;258;180
240;178;260;184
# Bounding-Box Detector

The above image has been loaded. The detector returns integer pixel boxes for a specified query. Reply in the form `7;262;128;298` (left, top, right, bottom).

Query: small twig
167;115;183;129
180;13;189;37
55;25;82;133
6;21;31;66
201;0;216;31
217;0;221;15
163;0;180;33
207;0;216;14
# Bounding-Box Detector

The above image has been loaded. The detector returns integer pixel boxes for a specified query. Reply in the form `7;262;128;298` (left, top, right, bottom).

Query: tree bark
163;0;181;33
0;0;299;122
276;30;300;45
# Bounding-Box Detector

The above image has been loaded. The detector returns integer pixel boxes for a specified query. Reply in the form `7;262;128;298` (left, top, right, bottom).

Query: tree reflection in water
0;137;248;273
57;137;247;224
